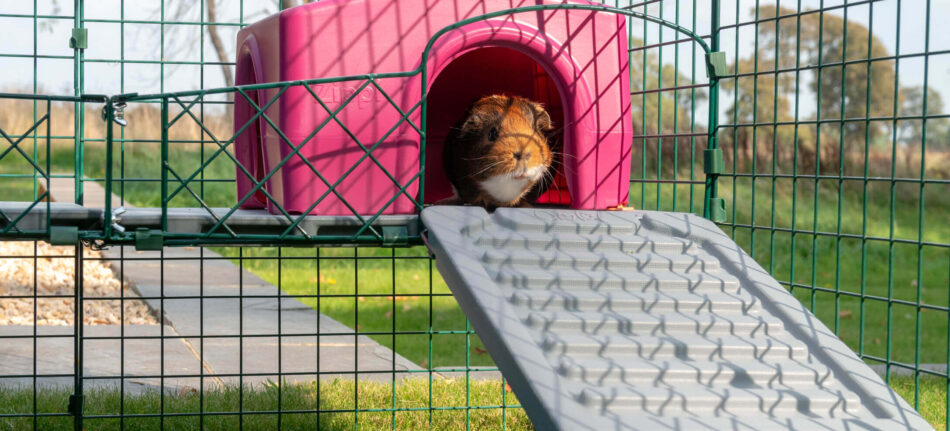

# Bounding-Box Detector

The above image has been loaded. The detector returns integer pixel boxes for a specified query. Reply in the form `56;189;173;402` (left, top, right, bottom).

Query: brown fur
442;95;555;209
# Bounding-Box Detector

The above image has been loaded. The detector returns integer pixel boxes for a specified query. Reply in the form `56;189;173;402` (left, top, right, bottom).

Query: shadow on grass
0;378;532;431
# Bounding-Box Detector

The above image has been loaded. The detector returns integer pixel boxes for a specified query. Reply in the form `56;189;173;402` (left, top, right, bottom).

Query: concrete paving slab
193;334;419;386
99;247;274;291
0;325;203;394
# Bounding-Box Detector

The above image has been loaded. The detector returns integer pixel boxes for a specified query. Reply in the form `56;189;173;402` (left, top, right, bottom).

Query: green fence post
704;0;724;223
72;0;84;205
102;99;114;237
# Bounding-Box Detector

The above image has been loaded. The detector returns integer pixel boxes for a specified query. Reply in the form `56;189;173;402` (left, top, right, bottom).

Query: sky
0;0;948;122
628;0;950;121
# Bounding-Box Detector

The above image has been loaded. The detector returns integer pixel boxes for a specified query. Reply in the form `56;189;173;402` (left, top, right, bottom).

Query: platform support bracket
134;228;164;251
382;226;409;247
49;226;79;246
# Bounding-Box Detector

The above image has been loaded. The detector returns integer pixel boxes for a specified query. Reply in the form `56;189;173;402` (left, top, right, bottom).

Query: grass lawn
0;378;531;430
2;180;42;202
889;375;949;430
0;375;944;429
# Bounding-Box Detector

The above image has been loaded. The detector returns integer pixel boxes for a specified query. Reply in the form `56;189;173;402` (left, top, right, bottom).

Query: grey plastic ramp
421;207;931;431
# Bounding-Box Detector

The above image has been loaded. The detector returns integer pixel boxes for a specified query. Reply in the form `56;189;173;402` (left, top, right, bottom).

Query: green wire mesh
713;2;949;422
0;0;947;429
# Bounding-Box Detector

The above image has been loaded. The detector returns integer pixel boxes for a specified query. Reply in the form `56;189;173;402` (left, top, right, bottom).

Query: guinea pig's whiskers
541;171;555;189
468;160;505;178
547;175;563;194
462;155;492;161
548;173;562;192
551;151;578;160
552;163;578;177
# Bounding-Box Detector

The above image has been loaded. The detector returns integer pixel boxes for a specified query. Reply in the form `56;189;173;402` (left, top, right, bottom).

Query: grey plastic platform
421;207;931;431
0;202;418;236
0;202;102;231
113;207;419;236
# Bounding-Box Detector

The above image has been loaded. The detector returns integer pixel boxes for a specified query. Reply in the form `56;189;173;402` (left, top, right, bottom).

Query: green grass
100;141;237;208
0;141;236;208
0;378;532;430
0;141;59;202
890;375;949;431
0;180;43;202
2;143;948;426
0;375;944;429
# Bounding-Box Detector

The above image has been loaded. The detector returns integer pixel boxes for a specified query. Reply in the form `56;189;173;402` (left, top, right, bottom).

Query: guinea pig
442;95;555;209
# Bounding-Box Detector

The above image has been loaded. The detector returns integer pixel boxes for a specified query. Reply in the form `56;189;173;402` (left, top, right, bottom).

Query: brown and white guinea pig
442;95;555;209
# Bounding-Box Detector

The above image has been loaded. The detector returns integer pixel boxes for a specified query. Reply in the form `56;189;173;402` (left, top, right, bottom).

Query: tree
899;85;950;171
724;5;900;173
803;8;895;156
205;0;233;89
114;0;314;93
280;0;306;8
630;39;707;132
203;0;316;89
628;38;708;174
720;56;800;172
162;0;315;108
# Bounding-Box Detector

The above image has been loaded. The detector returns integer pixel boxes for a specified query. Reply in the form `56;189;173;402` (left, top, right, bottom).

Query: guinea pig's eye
487;127;499;142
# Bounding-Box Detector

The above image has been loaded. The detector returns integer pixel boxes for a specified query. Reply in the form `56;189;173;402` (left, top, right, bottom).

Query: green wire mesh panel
0;94;54;239
712;0;949;427
627;0;716;217
0;0;947;429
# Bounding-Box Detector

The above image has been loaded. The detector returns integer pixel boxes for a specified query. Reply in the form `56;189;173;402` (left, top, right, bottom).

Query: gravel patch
0;241;158;325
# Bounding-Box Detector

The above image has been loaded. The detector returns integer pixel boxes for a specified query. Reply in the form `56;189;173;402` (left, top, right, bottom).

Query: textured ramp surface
421;207;930;431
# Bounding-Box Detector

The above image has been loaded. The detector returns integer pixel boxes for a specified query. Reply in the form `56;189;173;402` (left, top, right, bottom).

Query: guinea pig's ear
460;109;487;134
530;102;553;132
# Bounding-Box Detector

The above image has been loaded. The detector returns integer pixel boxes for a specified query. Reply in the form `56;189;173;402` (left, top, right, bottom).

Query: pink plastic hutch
234;0;632;215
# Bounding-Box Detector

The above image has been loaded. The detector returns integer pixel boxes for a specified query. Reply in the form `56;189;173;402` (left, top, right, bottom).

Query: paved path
105;245;421;390
41;177;124;209
1;179;420;394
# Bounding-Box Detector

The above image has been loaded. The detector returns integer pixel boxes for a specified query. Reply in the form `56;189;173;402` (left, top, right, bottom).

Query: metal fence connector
110;206;127;234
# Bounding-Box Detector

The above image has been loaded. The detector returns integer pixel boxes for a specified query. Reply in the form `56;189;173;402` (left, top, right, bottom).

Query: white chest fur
478;166;544;203
479;174;530;203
